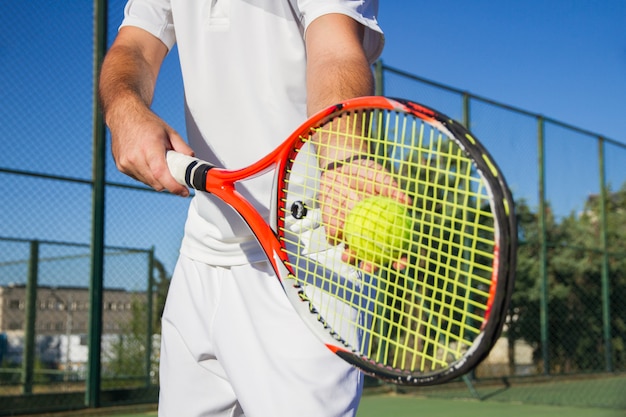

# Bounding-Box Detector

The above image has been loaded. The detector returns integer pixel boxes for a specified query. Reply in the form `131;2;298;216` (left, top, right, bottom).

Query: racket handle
166;151;213;192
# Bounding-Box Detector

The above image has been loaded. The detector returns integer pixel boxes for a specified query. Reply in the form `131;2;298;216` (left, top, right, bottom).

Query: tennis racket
166;96;516;386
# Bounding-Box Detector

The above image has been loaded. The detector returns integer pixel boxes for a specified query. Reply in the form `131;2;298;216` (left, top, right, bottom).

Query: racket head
274;96;516;385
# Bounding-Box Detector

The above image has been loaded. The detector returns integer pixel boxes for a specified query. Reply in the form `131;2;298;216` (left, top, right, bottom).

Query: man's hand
319;158;411;272
99;26;192;196
107;98;193;197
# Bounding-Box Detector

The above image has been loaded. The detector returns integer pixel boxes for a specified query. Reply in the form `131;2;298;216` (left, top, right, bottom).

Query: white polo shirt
121;0;384;266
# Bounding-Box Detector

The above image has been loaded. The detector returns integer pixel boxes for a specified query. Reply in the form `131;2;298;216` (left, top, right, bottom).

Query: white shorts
158;254;363;417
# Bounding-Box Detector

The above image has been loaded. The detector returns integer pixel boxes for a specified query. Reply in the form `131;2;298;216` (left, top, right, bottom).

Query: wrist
323;154;375;171
103;91;150;130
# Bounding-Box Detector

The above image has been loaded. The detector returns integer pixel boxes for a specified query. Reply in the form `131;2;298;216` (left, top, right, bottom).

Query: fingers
319;170;362;243
149;145;191;197
110;116;192;197
341;246;407;274
170;133;195;157
320;158;413;271
341;159;412;205
319;158;411;244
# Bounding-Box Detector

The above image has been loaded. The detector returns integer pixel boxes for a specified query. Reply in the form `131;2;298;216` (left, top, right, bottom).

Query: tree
509;183;626;374
103;258;171;386
152;258;171;334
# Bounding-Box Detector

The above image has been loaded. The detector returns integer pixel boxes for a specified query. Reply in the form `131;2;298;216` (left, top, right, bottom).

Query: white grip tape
166;151;200;187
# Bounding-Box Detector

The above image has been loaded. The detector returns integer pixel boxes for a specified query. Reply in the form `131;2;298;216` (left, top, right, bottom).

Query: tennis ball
344;196;412;265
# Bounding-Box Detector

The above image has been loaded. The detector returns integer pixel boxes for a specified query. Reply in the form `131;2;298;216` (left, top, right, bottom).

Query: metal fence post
597;137;613;372
21;240;39;395
87;0;108;408
537;116;550;374
145;247;155;387
374;60;384;96
462;93;471;129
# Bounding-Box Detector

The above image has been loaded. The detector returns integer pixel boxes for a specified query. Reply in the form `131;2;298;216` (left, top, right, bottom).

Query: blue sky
378;1;626;144
1;1;625;284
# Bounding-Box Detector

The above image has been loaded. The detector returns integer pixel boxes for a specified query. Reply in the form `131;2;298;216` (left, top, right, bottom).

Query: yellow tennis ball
344;196;412;264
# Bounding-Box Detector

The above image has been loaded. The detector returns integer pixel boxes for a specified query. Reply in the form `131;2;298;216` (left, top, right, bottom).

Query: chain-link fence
378;64;626;381
0;238;157;388
1;1;625;415
0;1;188;414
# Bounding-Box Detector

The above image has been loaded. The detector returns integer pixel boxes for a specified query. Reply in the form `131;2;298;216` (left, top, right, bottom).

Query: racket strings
279;108;498;375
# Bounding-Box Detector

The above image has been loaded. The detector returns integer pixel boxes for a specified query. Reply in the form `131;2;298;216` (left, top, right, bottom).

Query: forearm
305;14;375;167
308;54;374;167
306;53;374;117
99;27;167;128
99;45;158;130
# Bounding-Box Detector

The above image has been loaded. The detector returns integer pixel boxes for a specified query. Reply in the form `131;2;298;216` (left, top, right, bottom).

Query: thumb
168;129;195;157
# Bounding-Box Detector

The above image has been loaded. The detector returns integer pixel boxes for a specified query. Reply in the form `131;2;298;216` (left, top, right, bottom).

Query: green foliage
102;260;170;385
102;296;149;380
510;184;626;373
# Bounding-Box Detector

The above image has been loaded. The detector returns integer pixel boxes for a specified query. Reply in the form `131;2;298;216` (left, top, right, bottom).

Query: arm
306;14;409;270
305;13;374;167
99;26;193;196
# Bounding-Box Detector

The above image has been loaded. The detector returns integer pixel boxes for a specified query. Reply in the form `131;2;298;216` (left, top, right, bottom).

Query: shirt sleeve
295;0;385;63
119;0;176;50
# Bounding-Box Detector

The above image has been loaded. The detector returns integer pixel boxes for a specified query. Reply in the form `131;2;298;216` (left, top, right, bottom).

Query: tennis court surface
17;373;625;417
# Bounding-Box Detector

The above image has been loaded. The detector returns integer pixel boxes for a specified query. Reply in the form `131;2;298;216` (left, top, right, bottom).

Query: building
0;284;143;336
0;284;152;371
